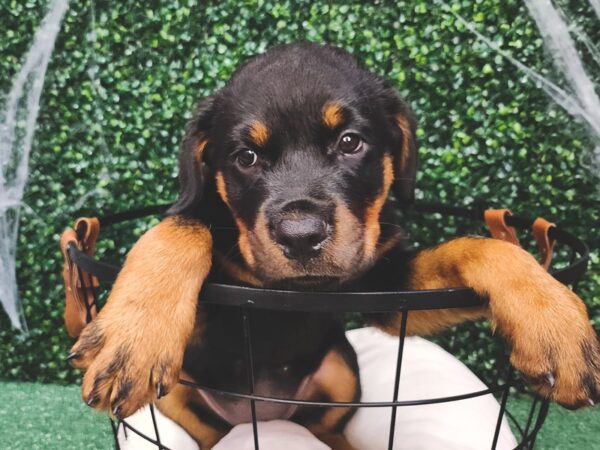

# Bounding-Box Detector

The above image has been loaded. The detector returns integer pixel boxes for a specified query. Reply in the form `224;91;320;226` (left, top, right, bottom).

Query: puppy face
171;43;417;288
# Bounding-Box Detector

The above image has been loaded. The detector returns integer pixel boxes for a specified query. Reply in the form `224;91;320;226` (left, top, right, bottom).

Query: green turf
507;394;600;450
0;382;598;449
0;382;111;450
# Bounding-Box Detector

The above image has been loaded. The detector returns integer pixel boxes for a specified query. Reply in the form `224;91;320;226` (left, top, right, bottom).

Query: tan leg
70;217;212;417
377;236;600;409
157;383;226;449
307;350;358;435
302;348;359;448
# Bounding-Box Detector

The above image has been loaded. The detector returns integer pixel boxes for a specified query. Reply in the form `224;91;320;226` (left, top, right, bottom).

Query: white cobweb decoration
0;0;69;330
434;0;600;178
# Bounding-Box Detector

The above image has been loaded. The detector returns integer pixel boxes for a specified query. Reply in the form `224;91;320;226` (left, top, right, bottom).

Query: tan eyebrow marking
395;114;412;173
322;102;344;129
249;121;270;147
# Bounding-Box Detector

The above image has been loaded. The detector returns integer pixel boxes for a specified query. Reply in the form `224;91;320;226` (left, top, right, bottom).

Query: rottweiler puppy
69;42;600;449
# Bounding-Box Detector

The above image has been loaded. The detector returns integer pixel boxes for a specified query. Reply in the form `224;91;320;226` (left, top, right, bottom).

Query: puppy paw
70;308;185;418
68;217;212;417
405;236;599;409
502;284;600;409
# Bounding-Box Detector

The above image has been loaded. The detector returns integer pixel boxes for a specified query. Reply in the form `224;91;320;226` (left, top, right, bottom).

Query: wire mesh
84;272;557;450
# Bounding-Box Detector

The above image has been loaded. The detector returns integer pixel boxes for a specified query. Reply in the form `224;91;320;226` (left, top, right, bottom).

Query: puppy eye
236;149;258;167
338;133;363;154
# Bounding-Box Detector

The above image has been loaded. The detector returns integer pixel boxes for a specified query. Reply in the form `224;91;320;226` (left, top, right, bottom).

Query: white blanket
119;327;517;449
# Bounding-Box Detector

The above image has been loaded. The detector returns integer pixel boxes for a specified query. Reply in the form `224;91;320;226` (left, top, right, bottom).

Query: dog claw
545;373;555;388
112;405;121;418
86;395;98;407
65;352;79;362
588;398;595;407
157;383;165;399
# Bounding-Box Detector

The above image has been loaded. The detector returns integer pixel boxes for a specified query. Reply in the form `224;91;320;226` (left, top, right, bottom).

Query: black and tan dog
69;42;600;449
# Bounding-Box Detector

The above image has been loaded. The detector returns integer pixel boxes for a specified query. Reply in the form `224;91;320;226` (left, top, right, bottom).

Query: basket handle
485;208;556;270
59;217;100;338
484;209;519;245
532;217;556;271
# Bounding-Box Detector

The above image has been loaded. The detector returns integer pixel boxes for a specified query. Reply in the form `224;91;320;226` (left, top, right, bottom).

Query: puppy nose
274;216;329;260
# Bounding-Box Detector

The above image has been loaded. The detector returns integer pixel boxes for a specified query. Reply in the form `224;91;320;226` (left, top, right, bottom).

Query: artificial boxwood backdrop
1;0;598;388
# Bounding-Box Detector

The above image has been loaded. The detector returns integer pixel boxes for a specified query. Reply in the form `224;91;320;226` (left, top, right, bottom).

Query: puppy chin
249;240;369;290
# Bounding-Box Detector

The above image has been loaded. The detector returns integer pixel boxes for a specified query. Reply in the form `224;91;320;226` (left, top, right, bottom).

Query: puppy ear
385;89;418;205
167;96;215;216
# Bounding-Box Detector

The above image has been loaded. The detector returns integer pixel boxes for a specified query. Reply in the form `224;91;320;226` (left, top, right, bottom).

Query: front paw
69;311;184;418
504;284;600;409
67;217;211;417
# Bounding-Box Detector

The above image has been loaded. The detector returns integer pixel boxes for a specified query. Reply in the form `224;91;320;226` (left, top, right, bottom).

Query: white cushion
344;327;517;450
117;405;200;450
214;420;330;450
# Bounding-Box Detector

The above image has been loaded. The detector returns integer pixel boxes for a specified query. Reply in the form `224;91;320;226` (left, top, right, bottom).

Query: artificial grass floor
0;381;598;449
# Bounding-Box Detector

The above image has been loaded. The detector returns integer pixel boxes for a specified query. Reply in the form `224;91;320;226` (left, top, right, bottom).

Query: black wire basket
63;201;590;450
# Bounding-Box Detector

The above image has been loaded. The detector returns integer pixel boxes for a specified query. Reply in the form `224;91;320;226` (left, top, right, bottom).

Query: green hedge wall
1;0;598;387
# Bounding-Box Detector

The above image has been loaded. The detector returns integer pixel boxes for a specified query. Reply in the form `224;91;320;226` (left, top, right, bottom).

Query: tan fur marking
376;307;485;337
215;171;256;267
308;350;358;436
188;304;208;346
236;219;256;267
214;251;263;287
157;381;226;448
215;172;229;207
373;229;404;262
322;102;343;129
396;114;412;173
250;209;295;277
194;139;208;164
363;155;394;257
249;120;270;147
240;193;368;281
377;236;600;408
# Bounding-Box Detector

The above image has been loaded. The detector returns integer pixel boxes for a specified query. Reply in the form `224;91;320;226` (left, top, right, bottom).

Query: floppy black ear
167;96;215;217
384;89;418;205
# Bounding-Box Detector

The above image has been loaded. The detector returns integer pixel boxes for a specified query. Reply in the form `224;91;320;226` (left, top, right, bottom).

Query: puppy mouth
268;276;341;291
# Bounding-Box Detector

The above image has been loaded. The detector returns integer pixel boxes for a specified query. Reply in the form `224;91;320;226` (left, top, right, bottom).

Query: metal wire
388;311;408;450
109;419;121;450
242;308;260;450
491;368;513;449
522;397;540;442
118;419;173;450
149;404;163;449
178;380;509;407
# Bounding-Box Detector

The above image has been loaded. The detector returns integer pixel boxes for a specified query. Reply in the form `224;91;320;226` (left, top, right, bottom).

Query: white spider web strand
524;0;600;139
434;0;600;177
0;0;70;330
525;0;600;176
589;0;600;21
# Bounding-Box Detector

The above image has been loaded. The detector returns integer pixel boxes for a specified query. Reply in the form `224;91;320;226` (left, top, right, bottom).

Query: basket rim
65;200;589;313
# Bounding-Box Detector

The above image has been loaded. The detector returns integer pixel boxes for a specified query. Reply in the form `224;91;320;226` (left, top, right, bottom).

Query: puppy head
170;43;417;288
